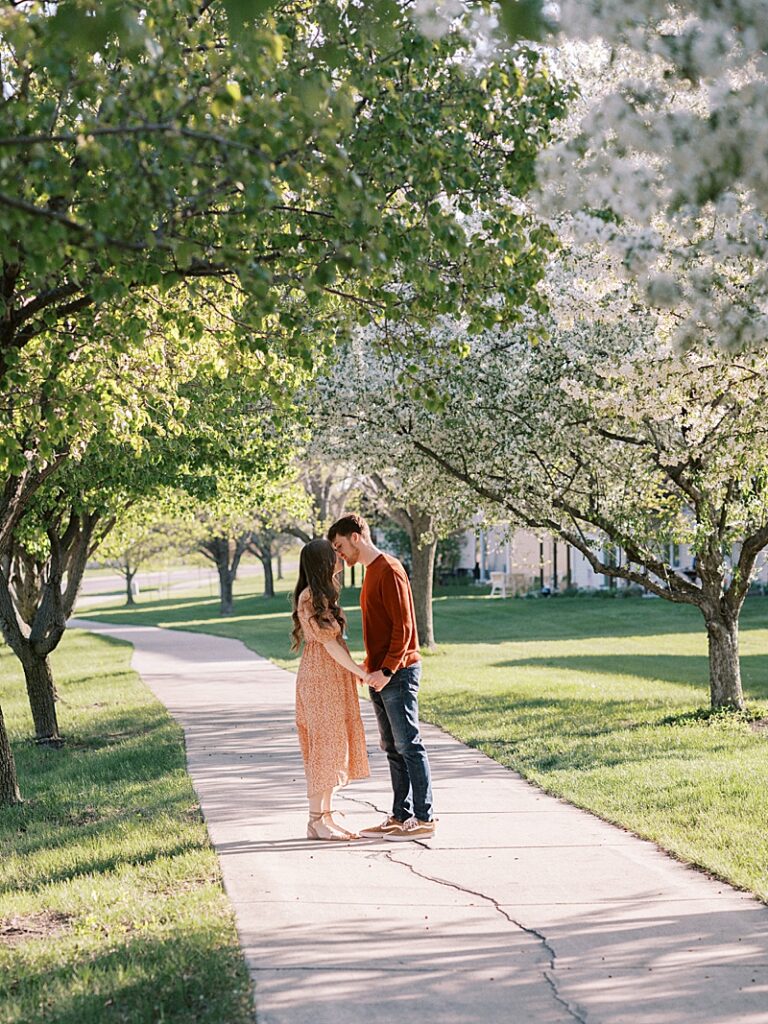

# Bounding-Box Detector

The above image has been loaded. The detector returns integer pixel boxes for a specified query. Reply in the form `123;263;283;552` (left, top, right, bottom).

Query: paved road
76;563;268;607
70;618;768;1024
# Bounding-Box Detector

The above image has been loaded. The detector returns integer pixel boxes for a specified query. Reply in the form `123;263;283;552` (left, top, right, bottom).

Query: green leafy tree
0;335;297;767
96;504;191;606
0;436;147;749
190;472;309;615
0;0;567;552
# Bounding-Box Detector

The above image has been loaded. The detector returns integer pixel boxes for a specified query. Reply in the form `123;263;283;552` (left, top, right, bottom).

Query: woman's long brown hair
291;539;347;651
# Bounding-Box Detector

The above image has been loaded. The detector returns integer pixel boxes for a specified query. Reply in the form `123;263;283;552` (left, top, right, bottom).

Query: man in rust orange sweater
328;513;435;841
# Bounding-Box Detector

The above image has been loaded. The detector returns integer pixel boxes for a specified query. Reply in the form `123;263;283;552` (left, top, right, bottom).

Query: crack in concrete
340;793;389;816
384;850;589;1024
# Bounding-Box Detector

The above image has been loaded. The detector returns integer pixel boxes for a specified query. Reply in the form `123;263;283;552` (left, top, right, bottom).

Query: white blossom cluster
412;1;768;352
310;327;478;535
412;0;466;41
541;3;768;352
412;0;499;61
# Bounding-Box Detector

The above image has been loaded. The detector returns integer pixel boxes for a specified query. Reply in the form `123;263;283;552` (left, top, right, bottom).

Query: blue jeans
369;663;433;823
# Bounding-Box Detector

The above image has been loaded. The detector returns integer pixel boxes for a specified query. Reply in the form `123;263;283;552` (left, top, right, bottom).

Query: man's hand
366;669;390;692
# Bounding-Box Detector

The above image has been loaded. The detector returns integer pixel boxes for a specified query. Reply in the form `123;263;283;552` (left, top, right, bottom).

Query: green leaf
223;0;277;35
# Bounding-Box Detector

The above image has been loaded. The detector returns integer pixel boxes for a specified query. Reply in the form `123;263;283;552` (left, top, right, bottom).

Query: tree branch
407;432;704;607
0;123;270;162
0;190;161;253
10;282;84;329
730;521;768;610
0;553;27;652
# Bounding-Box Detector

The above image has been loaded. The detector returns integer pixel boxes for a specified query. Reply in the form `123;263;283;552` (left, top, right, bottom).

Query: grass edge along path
79;578;768;904
0;629;253;1024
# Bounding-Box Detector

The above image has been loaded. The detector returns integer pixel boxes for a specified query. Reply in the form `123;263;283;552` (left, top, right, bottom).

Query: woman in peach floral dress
291;539;370;841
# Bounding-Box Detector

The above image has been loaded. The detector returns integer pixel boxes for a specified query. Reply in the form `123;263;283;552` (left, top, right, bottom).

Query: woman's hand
322;638;370;682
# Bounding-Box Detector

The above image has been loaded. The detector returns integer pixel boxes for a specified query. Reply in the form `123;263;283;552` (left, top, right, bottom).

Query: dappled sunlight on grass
81;595;223;618
0;632;252;1024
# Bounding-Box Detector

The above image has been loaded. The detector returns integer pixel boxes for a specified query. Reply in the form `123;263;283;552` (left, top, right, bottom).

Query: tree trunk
0;561;61;744
410;537;437;651
0;703;22;806
199;537;246;617
0;510;105;747
218;562;234;616
276;552;283;580
125;568;136;606
261;553;275;599
705;612;745;710
20;648;61;744
245;533;277;598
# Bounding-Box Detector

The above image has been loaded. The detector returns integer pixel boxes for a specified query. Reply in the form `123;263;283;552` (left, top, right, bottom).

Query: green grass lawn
0;631;252;1024
79;577;768;901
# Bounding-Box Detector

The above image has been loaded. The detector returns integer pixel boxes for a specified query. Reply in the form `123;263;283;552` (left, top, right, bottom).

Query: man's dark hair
327;513;371;542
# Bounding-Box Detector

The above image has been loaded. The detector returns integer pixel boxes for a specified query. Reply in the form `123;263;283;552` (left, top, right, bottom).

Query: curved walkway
70;619;768;1024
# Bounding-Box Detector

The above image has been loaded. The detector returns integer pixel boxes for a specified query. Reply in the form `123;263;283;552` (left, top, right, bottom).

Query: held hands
365;669;389;692
352;664;391;691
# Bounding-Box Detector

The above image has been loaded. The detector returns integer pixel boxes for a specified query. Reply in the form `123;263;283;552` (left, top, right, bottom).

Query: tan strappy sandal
306;811;357;841
325;810;360;839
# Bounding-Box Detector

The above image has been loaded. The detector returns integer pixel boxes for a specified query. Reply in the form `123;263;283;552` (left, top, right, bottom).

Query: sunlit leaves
0;0;568;557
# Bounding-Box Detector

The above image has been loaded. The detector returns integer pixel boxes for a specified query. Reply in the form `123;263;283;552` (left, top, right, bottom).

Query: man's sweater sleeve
381;565;413;674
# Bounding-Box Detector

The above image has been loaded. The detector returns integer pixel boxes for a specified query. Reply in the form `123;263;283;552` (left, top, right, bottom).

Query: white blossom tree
548;0;768;225
413;4;768;353
478;0;768;213
389;273;768;710
534;35;768;355
314;338;475;648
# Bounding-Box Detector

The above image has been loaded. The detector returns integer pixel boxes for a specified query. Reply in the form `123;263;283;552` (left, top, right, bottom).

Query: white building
463;522;768;594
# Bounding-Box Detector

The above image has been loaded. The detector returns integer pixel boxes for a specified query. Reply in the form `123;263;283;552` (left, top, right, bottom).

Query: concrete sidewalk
71;619;768;1024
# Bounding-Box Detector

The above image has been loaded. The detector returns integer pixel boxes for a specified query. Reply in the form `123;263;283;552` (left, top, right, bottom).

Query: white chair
489;571;507;598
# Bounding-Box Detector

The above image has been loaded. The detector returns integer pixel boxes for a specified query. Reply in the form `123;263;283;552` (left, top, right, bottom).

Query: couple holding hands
291;513;435;842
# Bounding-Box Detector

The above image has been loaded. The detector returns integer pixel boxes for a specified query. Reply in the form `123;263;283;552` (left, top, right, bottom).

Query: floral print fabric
295;588;370;797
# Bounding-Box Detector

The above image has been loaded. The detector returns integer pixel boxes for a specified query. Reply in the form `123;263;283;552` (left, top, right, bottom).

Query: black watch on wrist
381;667;393;677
